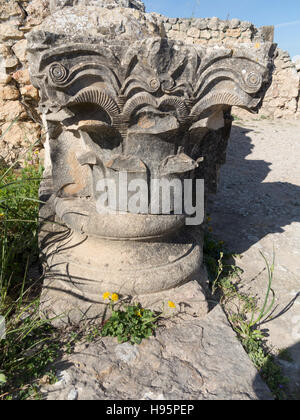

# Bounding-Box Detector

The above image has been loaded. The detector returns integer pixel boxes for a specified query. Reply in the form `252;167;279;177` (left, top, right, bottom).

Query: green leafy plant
204;232;289;400
233;251;276;350
101;293;176;345
0;136;64;399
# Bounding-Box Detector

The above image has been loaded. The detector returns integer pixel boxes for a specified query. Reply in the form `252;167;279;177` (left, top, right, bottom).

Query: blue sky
143;0;300;58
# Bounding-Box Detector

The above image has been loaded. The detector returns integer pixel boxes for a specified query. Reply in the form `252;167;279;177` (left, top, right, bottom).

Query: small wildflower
168;301;176;309
136;310;142;317
102;292;110;300
0;213;5;218
111;293;119;302
207;216;212;222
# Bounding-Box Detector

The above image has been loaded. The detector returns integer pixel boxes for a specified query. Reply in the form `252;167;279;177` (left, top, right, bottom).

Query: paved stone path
207;118;300;397
41;305;272;400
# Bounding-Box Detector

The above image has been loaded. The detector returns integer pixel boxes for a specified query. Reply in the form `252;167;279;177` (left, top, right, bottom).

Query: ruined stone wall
0;0;48;163
160;16;300;120
255;49;300;119
0;0;299;163
162;16;273;46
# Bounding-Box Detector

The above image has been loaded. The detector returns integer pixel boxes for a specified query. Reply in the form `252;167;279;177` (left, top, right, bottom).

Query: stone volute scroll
26;0;274;325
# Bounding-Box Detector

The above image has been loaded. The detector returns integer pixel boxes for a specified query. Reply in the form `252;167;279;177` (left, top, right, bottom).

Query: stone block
0;85;20;100
200;30;212;40
12;39;28;63
229;18;240;28
0;100;27;121
20;84;39;100
39;305;273;400
0;120;41;147
208;17;219;31
0;23;24;41
4;56;19;69
226;28;242;38
187;27;200;39
12;69;31;85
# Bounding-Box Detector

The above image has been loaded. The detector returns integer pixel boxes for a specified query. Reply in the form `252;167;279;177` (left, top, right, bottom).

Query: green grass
204;232;290;400
0;150;64;400
0;159;43;296
232;114;243;121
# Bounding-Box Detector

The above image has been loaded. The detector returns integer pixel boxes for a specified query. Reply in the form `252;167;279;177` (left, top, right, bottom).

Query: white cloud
275;20;300;28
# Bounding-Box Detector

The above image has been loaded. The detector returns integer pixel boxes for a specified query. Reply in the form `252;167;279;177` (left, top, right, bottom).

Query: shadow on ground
207;122;300;399
207;124;300;254
254;340;300;400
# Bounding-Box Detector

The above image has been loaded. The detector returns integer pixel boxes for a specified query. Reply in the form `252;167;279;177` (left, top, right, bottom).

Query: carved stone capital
28;4;274;324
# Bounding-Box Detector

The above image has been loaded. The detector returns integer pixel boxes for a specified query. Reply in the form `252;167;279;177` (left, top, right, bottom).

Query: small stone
0;45;12;59
0;85;20;101
0;1;24;21
20;84;39;100
226;28;241;38
195;19;208;30
208;17;219;31
172;22;180;31
12;39;28;63
167;29;181;40
4;56;19;69
67;388;78;401
187;27;200;39
12;69;31;85
240;21;252;31
0;73;12;85
241;29;253;40
0;121;41;146
164;22;172;31
218;21;228;31
0;23;24;41
179;19;191;32
0;101;27;122
211;30;220;39
193;38;207;46
230;18;241;28
200;30;212;40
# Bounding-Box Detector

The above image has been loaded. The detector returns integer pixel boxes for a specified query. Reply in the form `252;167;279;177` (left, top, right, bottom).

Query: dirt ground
207;117;300;397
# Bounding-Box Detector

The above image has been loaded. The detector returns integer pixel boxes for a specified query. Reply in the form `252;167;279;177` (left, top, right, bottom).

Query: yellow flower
102;292;111;300
111;293;119;302
168;301;176;309
207;216;212;222
136;310;142;317
0;213;5;218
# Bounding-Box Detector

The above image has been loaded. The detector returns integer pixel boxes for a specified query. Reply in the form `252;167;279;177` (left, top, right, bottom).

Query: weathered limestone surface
26;1;273;325
40;305;273;400
163;18;299;120
233;49;300;120
0;0;298;163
